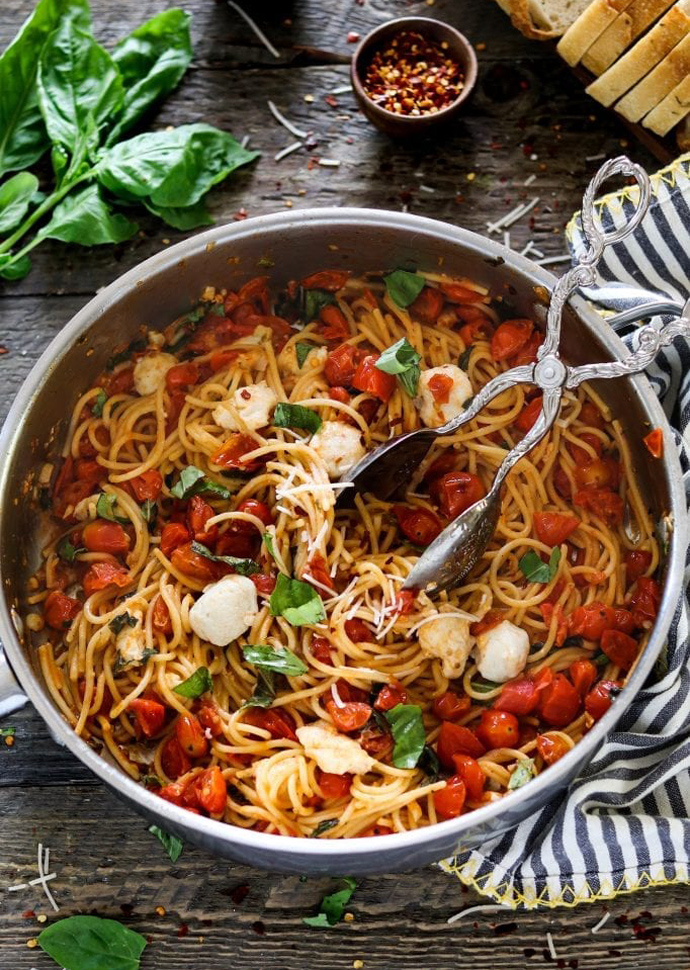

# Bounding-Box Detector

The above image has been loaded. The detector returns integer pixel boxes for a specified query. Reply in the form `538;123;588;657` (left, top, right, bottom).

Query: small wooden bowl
350;17;478;138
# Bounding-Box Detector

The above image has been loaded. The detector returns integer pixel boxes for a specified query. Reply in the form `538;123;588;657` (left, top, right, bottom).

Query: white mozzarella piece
189;575;258;646
415;363;473;429
133;352;177;396
296;721;374;775
309;420;365;479
475;620;530;683
418;616;475;679
213;381;278;431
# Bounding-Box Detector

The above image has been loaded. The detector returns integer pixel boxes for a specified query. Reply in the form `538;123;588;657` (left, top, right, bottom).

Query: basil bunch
0;0;259;280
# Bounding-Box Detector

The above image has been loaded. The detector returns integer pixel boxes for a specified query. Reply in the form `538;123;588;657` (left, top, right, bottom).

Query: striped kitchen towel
443;152;690;909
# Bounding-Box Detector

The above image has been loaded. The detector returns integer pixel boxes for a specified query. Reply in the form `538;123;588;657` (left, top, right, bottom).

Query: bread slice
586;0;690;105
493;0;593;38
676;113;690;147
557;0;635;66
643;73;690;132
615;33;690;120
581;0;677;74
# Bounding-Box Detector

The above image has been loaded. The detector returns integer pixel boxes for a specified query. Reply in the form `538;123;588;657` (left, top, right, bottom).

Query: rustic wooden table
1;0;688;967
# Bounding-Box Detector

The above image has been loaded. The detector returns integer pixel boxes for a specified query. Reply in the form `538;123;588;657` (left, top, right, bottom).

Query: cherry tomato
643;428;663;458
43;590;82;630
129;698;166;738
152;596;172;634
374;681;408;712
345;618;372;642
536;732;571;766
106;365;135;395
209;348;239;372
539;602;568;646
573;487;624;525
493;677;539;716
196;766;227;815
568;432;603;465
490;319;534;361
459;316;493;344
311;636;334;666
198;700;223;738
166;362;199;392
127;469;163;502
237;498;274;525
440;282;485;304
329;385;350;404
624;549;653;585
512;330;542;366
568;659;597;698
423;450;457;483
533;511;580;546
160;522;191;558
393;590;416;614
430;471;485;519
158;779;187;805
75;459;103;485
352;355;397;403
580;401;605;429
318;770;352;799
237;275;270;310
451;754;486;800
175;713;209;757
170;543;216;581
584;679;620;721
186;494;218;544
568;602;616;641
410;286;444;323
215;526;258;561
165;389;187;434
357;724;392;759
427;373;454;404
301;269;350;291
324;343;366;386
432;691;471;721
515;396;543;433
433;775;466;819
475;710;520;749
470;609;505;637
553;463;572;499
437;721;485;768
536;673;581;728
82;520;130;555
628;576;661;628
251;572;277;595
212;433;262;471
319;304;350;344
83;562;130;596
243;707;298;741
326;697;372;733
574;456;620;491
613;608;635;634
392;504;443;546
601;629;638;670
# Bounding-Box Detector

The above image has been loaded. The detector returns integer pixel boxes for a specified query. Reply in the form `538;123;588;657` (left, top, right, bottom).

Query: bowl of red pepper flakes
351;17;478;137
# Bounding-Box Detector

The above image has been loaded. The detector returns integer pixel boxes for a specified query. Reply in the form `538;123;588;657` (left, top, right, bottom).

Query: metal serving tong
337;156;690;596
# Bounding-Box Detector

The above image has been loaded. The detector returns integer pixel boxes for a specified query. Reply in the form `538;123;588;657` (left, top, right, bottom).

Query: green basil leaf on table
242;644;308;677
37;183;138;245
296;342;316;368
508;757;535;790
148;824;183;863
384;269;425;308
269;573;326;627
241;667;276;709
38;914;147;970
191;540;259;576
518;547;561;584
0;726;16;738
96;492;129;524
375;337;421;397
0;252;32;280
302;288;335;322
384;703;426;769
170;465;232;500
303;877;357;928
144;198;214;231
108;611;138;635
0;172;39;233
273;402;322;434
107;8;192;145
173;665;213;698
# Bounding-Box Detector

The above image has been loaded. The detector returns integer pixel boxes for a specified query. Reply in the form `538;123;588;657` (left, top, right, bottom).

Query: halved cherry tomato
209;348;239;372
326;696;372;733
475;709;520;749
186;495;218;545
493;676;539;716
452;754;486;800
318;770;352;799
624;549;653;584
470;609;505;637
628;576;661;628
166;362;199;392
82;520;130;555
515;396;543;433
243;707;298;741
600;629;638;671
196;766;227;815
251;572;277;595
127;469;163;502
568;659;597;698
357;724;393;758
105;365;135;395
212;433;262;471
432;691;471;721
490;319;534;361
301;269;350;291
533;511;580;546
536;673;581;728
160;522;191;558
459;316;493;344
392;504;443;546
161;736;192;780
573;487;623;525
75;459;103;484
441;282;485;304
643;428;663;459
410;286;444;323
311;636;334;666
152;596;172;635
215;526;258;561
393;590;416;614
434;775;466;819
83;562;130;596
305;552;334;593
345;618;371;642
170;543;215;581
423;450;457;483
165;389;187;434
237;498;274;525
437;721;485;768
512;330;542;366
568;432;603;465
429;471;485;519
324;343;366;386
584;679;620;721
352;355;397;403
568;602;616;641
536;732;570;765
319;305;350;344
43;590;82;630
613;608;635;634
198;700;223;738
374;681;408;712
175;713;209;757
427;373;454;404
129;698;166;738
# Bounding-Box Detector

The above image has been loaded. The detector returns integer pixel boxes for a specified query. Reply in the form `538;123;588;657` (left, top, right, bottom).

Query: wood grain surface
0;1;685;968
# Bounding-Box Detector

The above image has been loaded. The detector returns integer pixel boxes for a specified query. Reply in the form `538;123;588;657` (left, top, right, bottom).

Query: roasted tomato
212;433;262;471
540;602;568;646
237;498;274;525
536;673;581;729
515;396;543;433
584;680;620;721
427;373;454;404
573;487;624;525
152;596;173;635
251;572;276;595
573;456;620;491
351;355;397;403
579;401;605;429
196;766;227;815
429;471;485;519
441;282;486;304
127;469;163;502
198;700;224;738
83;562;130;596
326;693;372;733
301;269;350;291
533;512;580;546
166;362;200;392
318;770;352;799
600;629;638;671
452;754;486;800
410;286;444;323
624;549;653;584
432;691;471;721
160;736;191;780
643;428;663;458
392;504;443;546
628;576;661;628
160;522;191;558
512;330;542;366
324;343;366;386
175;713;209;758
243;707;298;742
475;710;520;749
490;319;534;361
344;618;372;642
493;676;540;716
186;495;218;545
434;775;466;819
568;602;616;641
470;609;505;637
436;721;485;768
319;305;350;344
43;590;82;630
129;698;166;738
568;659;597;698
82;520;130;555
536;732;570;766
170;543;215;581
374;681;408;712
311;636;334;666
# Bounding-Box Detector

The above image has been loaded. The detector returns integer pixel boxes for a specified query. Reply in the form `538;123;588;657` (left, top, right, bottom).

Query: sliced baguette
581;0;677;74
677;113;690;147
557;0;635;66
643;73;690;132
586;0;690;105
616;33;690;120
493;0;593;38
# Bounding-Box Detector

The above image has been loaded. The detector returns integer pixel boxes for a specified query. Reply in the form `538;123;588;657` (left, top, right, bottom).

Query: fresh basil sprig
269;573;326;627
38;914;147;970
242;644;308;677
273;402;322;434
375;337;422;397
508;757;535;790
191;541;259;576
0;726;16;738
384;269;425;308
384;703;426;769
170;465;232;500
173;665;213;698
303;877;357;928
149;824;184;863
519;547;561;584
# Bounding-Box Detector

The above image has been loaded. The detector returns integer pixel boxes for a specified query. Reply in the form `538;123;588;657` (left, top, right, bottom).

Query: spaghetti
26;267;662;838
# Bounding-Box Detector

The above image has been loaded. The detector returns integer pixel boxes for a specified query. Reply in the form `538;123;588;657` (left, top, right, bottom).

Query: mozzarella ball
296;721;374;775
475;620;530;683
309;420;365;479
114;612;149;668
213;381;278;431
189;575;258;646
133;352;177;397
415;364;473;429
418;616;475;679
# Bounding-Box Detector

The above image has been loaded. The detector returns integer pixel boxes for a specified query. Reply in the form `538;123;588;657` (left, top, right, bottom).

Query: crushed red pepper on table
362;30;465;116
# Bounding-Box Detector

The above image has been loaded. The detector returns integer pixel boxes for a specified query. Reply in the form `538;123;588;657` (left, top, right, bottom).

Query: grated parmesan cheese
228;2;280;59
546;931;558;960
591;911;610;933
447;903;510;924
268;100;308;139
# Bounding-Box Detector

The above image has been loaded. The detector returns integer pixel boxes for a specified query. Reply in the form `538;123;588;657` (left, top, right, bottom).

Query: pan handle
0;642;28;718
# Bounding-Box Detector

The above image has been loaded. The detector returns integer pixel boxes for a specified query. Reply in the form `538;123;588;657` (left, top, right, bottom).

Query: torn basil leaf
508;757;535;790
242;668;276;709
269;573;325;626
92;388;108;417
384;703;426;769
170;465;232;500
519;547;561;584
458;346;473;370
38;915;147;970
109;611;138;635
309;819;338;838
296;341;316;368
96;492;129;523
0;727;16;738
140;498;157;528
384;269;425;308
173;665;213;698
418;744;440;781
57;537;85;563
273;402;322;434
191;541;259;576
375;337;421;397
242;644;307;677
303;288;335;322
148;824;183;862
303;877;357;927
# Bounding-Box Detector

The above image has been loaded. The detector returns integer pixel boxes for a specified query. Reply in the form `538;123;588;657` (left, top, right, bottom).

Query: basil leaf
96;124;259;209
173;665;213;698
37;17;124;155
144;198;214;230
519;547;561;584
38;914;147;970
309;819;338;838
384;269;425;308
458;346;473;370
263;530;276;559
191;541;259;576
170;465;232;500
57;537;84;563
0;171;39;233
140;499;157;529
242;644;308;677
375;338;421;397
269;573;325;627
0;727;16;738
384;703;426;769
92;388;108;417
107;9;193;145
593;651;609;668
108;611;138;635
273;402;322;434
303;288;335;322
296;342;316;368
0;252;32;280
148;824;183;863
37;183;138;246
398;364;421;397
418;743;440;781
242;668;276;709
0;0;90;176
96;493;128;524
303;877;357;927
471;677;501;694
508;757;535;790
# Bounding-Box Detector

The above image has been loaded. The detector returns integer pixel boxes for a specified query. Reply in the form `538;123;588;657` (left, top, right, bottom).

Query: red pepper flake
0;346;8;356
233;208;248;221
177;923;189;938
22;910;35;919
325;95;339;108
347;31;360;43
230;883;250;904
362;30;465;117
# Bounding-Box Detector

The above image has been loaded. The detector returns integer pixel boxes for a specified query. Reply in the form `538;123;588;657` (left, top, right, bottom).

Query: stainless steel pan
0;209;685;874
